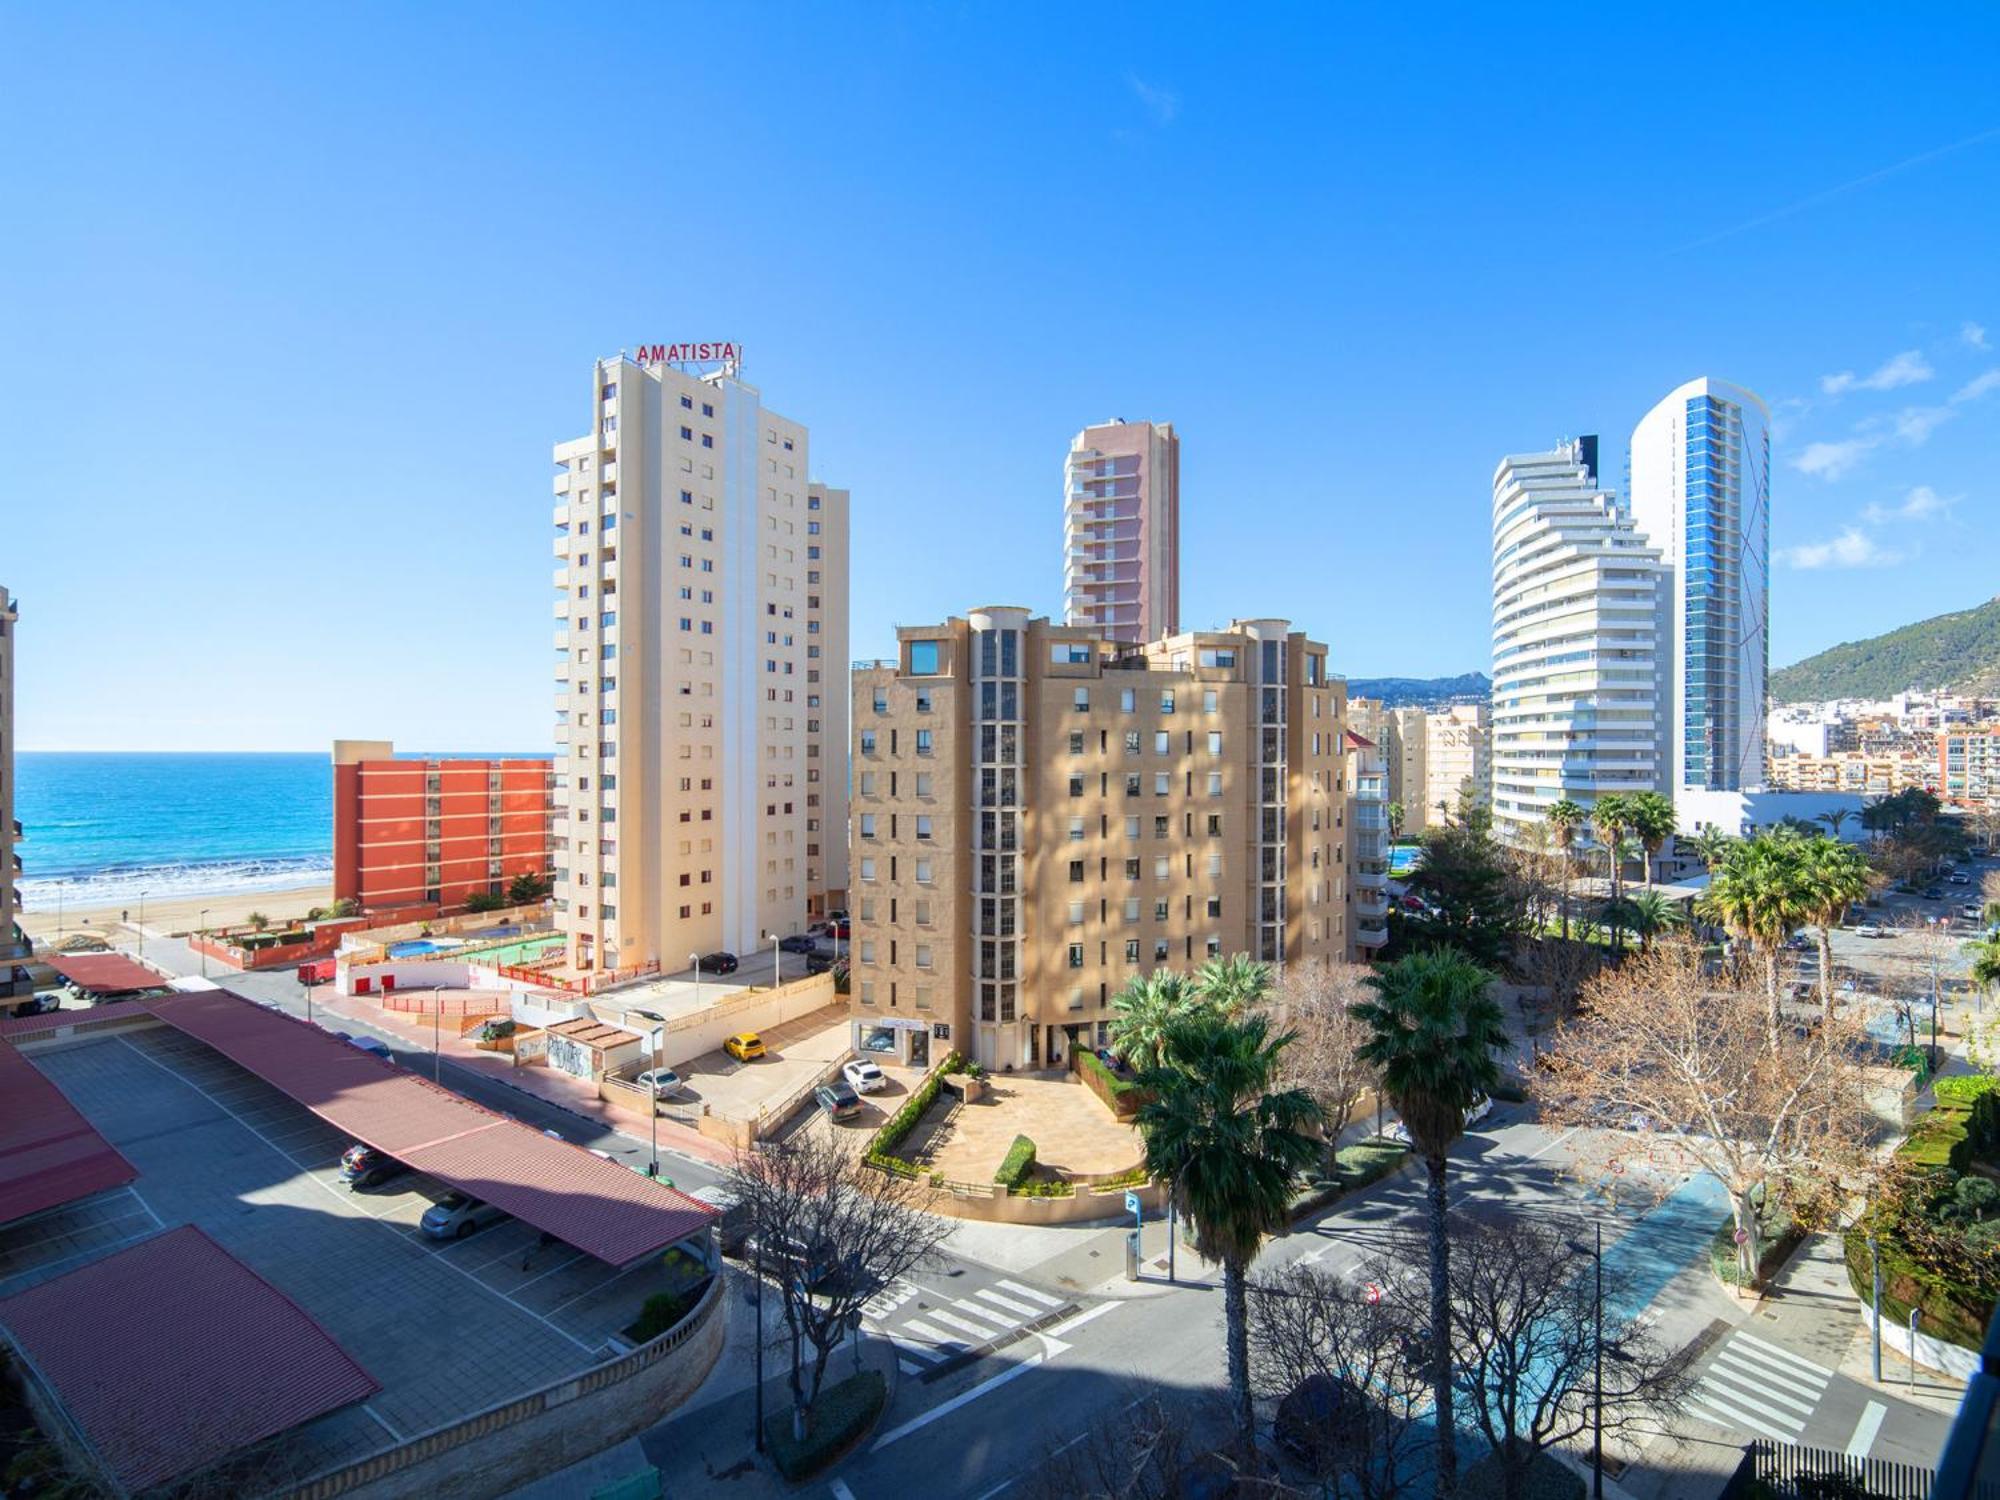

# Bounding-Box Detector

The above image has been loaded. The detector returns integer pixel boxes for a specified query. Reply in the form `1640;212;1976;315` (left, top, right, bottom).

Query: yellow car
723;1032;766;1062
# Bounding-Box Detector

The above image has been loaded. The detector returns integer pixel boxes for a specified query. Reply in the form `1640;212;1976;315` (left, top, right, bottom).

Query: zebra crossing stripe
1730;1331;1835;1380
996;1279;1062;1308
1686;1393;1802;1444
900;1318;965;1350
896;1340;946;1364
950;1299;1014;1329
932;1307;1004;1339
1703;1365;1817;1417
1710;1348;1825;1403
973;1288;1043;1319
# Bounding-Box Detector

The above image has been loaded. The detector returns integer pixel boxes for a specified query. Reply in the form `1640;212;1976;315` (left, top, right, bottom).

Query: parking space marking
113;1036;597;1355
363;1403;405;1443
1847;1400;1887;1458
122;1185;168;1233
514;1251;589;1290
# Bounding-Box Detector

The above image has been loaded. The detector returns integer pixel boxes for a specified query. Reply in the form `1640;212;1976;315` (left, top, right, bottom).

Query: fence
1731;1439;1934;1500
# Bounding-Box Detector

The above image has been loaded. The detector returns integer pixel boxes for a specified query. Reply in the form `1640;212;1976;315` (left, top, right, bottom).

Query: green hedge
764;1370;887;1481
1333;1142;1410;1189
994;1135;1037;1190
1902;1102;1975;1172
864;1052;961;1177
1843;1225;1993;1351
622;1277;710;1344
1075;1047;1147;1114
1934;1074;1999;1104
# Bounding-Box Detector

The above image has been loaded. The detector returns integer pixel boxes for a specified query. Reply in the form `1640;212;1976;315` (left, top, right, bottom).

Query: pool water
387;938;463;958
1388;845;1421;876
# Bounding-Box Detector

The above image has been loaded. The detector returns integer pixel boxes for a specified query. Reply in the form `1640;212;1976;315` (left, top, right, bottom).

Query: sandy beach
19;884;336;944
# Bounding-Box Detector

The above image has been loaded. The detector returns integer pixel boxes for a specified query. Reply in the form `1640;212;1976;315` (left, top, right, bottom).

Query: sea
13;752;548;910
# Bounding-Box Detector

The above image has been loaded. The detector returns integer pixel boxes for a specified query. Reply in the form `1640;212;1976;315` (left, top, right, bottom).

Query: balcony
1354;889;1390;918
1355;918;1390;948
1353;866;1389;891
552;566;569;588
552;503;571;528
554;472;571;495
553;629;570;650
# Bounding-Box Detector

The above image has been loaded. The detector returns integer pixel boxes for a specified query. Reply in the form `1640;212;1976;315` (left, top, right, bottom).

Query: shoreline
19;884;336;943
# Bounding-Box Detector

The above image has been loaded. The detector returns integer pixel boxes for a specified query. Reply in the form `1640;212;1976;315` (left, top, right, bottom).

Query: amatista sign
634;341;742;376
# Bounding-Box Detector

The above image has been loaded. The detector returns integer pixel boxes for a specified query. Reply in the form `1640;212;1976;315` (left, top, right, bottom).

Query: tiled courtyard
917;1071;1143;1182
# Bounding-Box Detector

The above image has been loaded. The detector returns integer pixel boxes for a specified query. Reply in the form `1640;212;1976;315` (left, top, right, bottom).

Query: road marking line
932;1308;1006;1339
900;1318;965;1349
898;1359;923;1376
1696;1375;1813;1429
363;1403;405;1442
894;1339;946;1363
973;1288;1044;1319
871;1351;1043;1450
1527;1126;1581;1161
1711;1348;1827;1400
996;1279;1062;1308
950;1298;1015;1328
1686;1395;1801;1443
830;1480;857;1500
1732;1330;1835;1379
1703;1367;1817;1417
124;1185;168;1232
1846;1400;1888;1458
1044;1302;1116;1340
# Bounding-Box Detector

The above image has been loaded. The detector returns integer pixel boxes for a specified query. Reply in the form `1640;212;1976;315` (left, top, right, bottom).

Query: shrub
1934;1074;2000;1104
1966;1092;2000;1165
1094;1165;1150;1191
1013;1176;1075;1197
1075;1047;1147;1115
864;1052;962;1167
464;891;507;913
622;1278;710;1343
995;1135;1037;1190
1333;1142;1410;1189
764;1370;887;1481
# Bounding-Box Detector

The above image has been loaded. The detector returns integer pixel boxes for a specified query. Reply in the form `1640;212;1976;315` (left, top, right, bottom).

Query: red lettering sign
634;341;741;370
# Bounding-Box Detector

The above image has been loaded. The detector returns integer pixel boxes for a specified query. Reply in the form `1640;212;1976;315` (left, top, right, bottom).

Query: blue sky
4;4;1996;751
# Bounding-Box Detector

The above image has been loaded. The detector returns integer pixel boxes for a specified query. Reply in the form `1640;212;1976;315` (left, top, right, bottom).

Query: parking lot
0;1028;688;1474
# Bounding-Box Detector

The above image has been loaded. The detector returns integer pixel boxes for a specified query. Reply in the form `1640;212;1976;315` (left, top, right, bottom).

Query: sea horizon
14;750;553;908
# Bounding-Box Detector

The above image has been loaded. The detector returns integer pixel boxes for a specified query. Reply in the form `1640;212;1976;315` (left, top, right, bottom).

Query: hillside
1346;671;1490;707
1771;596;2000;703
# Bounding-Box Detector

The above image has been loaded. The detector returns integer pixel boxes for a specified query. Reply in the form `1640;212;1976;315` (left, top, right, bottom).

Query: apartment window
859;981;876;1006
914;772;933;797
1208;731;1224;755
1125;815;1141;840
1074;688;1090;712
859;771;875;796
702;402;713;417
914;899;932;925
1154;731;1170;756
1206;936;1222;958
1069;774;1085;798
914;689;933;713
1209;772;1224;796
680;425;693;440
1120;688;1136;713
1124;732;1141;756
1124;939;1140;965
1068;816;1086;841
1207;896;1223;918
680;396;693;410
860;731;877;754
1125;773;1142;797
1207;814;1223;836
1067;944;1085;970
915;729;933;755
1068;731;1085;755
872;688;888;713
859;940;876;963
1160;691;1176;714
1069;860;1086;883
1068;900;1086;925
915;944;933;970
860;857;877;881
859;814;877;839
1154;856;1171;880
1155;772;1171;796
1154;899;1170;921
1123;897;1141;922
701;434;713;448
1124;858;1141;880
915;858;934;883
1154;815;1170;838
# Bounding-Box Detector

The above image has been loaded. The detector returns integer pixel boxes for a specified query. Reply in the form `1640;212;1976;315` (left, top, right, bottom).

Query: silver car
634;1067;687;1098
420;1191;509;1241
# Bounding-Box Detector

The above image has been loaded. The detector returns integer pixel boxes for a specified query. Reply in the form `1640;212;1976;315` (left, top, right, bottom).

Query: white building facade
550;352;846;975
1628;377;1772;798
1490;439;1668;843
0;587;22;997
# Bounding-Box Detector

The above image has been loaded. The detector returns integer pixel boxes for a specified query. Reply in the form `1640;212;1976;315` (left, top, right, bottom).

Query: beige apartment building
550;352;849;976
1769;748;1938;800
0;587;23;997
1425;704;1491;823
850;610;1354;1072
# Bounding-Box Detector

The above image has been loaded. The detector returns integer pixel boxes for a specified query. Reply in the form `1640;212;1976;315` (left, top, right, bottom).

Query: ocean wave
17;856;335;910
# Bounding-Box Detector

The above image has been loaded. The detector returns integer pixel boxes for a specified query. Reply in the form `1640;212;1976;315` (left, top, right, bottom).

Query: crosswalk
862;1276;1072;1376
1684;1329;1835;1444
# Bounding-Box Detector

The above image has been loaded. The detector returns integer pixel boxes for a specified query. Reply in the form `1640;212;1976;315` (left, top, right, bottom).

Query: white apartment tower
0;587;23;997
551;352;848;975
1628;377;1772;795
1490;438;1668;843
1063;420;1180;646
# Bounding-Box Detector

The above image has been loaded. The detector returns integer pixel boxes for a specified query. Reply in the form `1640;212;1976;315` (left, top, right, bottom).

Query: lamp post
432;985;443;1083
136;890;147;963
772;933;782;986
690;953;702;1010
1909;1309;1921;1391
199;909;210;979
646;1021;663;1177
1868;1233;1884;1380
1593;1219;1604;1500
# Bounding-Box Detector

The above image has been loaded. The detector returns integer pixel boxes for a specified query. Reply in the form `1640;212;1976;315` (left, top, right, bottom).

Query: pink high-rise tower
1062;420;1179;646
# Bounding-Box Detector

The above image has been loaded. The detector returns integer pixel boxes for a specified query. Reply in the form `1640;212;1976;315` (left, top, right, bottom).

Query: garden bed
1709;1191;1803;1290
1289;1139;1412;1221
763;1370;887;1481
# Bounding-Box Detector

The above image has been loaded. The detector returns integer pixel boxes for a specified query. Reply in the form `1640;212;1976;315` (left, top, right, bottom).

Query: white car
842;1059;887;1094
1855;924;1886;939
1384;1092;1492;1144
420;1191;509;1241
634;1067;686;1098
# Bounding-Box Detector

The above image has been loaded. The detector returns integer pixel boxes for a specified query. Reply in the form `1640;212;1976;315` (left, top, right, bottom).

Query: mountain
1771;596;2000;703
1346;671;1490;707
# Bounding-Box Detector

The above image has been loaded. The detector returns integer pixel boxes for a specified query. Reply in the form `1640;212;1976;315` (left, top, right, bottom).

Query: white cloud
1126;74;1180;126
1891;403;1955;444
1779;527;1910;570
1793;436;1881;478
1963;322;1990;350
1860;485;1956;524
1952;368;2000;403
1819;349;1934;395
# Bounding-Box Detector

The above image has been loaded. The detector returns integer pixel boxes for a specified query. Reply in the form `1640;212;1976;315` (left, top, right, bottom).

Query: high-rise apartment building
849;611;1350;1071
1063;421;1180;646
332;740;554;915
1628;378;1772;796
1344;729;1391;956
1491;438;1668;843
1941;729;2000;810
0;587;24;998
550;352;848;975
1425;704;1491;822
804;484;851;918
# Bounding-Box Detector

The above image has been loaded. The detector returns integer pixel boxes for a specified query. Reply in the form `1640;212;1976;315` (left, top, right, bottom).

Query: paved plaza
918;1071;1143;1182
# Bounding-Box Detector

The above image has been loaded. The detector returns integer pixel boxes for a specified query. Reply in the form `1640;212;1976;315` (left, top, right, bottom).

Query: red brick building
332;740;553;914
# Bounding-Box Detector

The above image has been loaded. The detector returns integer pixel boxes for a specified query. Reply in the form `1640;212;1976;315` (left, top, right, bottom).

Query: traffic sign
1124;1190;1142;1216
1364;1281;1383;1305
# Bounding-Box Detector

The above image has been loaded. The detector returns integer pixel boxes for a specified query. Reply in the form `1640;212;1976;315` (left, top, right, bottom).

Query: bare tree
1374;1216;1692;1500
1510;934;1605;1047
1250;1263;1433;1500
1532;939;1880;1285
726;1133;953;1438
1017;1391;1252;1500
1267;959;1379;1143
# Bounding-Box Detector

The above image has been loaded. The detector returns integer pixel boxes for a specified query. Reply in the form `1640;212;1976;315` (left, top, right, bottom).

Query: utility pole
1593;1219;1604;1500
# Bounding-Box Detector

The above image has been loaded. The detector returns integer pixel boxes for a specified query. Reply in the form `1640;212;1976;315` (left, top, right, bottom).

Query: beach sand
19;884;336;944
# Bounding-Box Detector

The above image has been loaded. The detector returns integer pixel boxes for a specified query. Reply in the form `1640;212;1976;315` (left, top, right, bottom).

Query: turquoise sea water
14;751;548;908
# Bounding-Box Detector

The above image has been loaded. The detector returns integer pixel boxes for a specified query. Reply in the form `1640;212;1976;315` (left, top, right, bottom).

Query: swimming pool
1388;845;1421;877
387;938;465;958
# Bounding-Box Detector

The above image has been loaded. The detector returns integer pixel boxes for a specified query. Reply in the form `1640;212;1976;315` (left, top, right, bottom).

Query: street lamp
136;890;148;963
771;932;782;987
199;909;211;979
633;1008;665;1179
1593;1220;1604;1500
690;953;702;1010
1868;1233;1883;1381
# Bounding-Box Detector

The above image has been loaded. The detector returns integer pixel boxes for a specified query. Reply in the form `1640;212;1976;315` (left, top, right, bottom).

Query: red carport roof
147;989;714;1266
0;1042;138;1225
0;1225;377;1493
45;952;172;995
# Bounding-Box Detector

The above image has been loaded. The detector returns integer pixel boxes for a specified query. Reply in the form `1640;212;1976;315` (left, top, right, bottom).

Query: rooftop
0;1040;137;1225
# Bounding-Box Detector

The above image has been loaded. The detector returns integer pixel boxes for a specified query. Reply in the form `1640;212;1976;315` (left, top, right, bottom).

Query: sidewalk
1773;1231;1971;1417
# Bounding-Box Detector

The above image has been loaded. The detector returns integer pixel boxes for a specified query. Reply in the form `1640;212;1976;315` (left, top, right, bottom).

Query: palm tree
1817;807;1854;840
1624;791;1678;890
1688;825;1736;870
1626;889;1684;952
1191;952;1273;1015
1698;832;1812;1043
1547;799;1587;942
1134;1011;1323;1462
1969;936;2000;1011
1387;800;1406;845
1798;835;1873;1020
1109;970;1202;1073
1590;794;1635;948
1350;948;1506;1500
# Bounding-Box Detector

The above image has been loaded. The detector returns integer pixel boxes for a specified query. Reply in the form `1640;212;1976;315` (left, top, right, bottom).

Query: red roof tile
45;953;172;995
0;1042;138;1225
148;989;714;1266
0;1225;377;1493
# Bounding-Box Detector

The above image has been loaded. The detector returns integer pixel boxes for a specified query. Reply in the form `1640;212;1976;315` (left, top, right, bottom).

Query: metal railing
1732;1440;1933;1500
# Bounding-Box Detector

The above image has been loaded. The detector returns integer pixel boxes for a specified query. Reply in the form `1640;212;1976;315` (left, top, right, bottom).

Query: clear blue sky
4;4;1996;751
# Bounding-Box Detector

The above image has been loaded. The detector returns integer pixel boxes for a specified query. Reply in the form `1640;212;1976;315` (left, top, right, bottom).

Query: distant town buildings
550;351;850;975
1490;437;1668;843
848;611;1353;1071
1347;698;1490;836
1063;420;1180;646
0;586;22;998
331;740;554;917
1763;692;2000;811
1941;728;2000;809
1629;378;1773;799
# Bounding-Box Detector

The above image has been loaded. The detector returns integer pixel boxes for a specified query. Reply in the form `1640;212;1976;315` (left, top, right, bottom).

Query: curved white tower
1628;378;1772;793
1490;439;1668;843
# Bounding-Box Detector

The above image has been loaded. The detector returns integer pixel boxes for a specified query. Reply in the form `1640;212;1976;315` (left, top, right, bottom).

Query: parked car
1856;924;1887;939
723;1032;766;1062
1274;1373;1351;1465
297;958;337;985
350;1036;396;1065
697;951;739;975
842;1059;887;1094
1384;1091;1490;1146
339;1145;410;1190
815;1080;864;1122
804;953;833;974
420;1191;509;1240
7;990;62;1019
741;1229;853;1290
827;920;851;940
1095;1047;1130;1076
1964;904;1986;922
1949;873;1972;885
779;933;818;954
1922;888;1944;902
826;909;849;924
633;1067;686;1098
690;1183;751;1256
